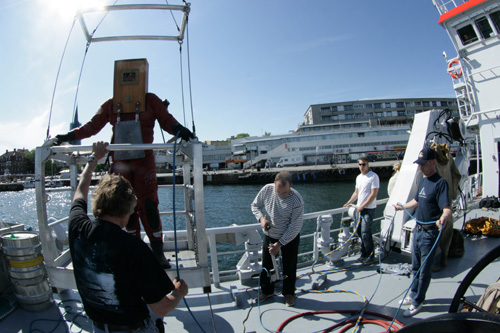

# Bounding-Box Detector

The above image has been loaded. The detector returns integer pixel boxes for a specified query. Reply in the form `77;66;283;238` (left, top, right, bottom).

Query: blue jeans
92;319;159;333
410;226;439;306
357;208;375;258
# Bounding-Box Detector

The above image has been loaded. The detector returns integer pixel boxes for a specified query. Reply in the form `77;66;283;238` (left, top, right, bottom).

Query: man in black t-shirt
69;141;188;332
393;147;451;318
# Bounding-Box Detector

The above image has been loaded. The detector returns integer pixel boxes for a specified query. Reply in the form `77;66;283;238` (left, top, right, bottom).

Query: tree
264;131;271;136
235;133;250;139
24;149;35;174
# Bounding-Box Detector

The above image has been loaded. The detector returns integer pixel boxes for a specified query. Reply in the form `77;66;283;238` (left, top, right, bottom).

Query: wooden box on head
113;58;149;114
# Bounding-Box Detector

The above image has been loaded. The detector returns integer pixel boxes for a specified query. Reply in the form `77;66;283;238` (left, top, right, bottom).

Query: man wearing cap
393;146;452;317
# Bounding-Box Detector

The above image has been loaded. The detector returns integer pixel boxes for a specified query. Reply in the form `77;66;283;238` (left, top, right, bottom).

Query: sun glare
42;0;106;19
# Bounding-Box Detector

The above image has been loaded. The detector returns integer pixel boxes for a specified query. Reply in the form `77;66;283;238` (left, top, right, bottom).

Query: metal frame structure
76;3;190;43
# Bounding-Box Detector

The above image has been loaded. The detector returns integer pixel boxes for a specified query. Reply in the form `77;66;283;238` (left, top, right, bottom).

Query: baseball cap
414;147;436;165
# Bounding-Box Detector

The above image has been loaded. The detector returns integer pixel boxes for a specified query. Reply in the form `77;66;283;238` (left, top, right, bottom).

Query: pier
158;160;398;185
2;158;478;191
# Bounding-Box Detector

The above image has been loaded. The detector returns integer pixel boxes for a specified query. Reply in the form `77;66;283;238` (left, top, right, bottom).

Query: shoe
357;256;374;263
403;304;422;317
255;292;272;303
284;294;295;307
151;241;171;269
357;256;367;263
399;296;413;306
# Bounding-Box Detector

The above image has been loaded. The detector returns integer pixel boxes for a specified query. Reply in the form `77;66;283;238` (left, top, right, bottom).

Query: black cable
185;20;196;136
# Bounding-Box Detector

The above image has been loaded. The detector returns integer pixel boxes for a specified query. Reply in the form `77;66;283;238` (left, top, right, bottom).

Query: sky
0;0;459;154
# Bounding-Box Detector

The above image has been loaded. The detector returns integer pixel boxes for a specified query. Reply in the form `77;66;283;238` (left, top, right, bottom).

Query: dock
2;160;433;191
159;160;398;185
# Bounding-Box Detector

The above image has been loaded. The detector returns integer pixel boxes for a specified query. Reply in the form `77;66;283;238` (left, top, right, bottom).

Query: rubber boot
151;241;171;269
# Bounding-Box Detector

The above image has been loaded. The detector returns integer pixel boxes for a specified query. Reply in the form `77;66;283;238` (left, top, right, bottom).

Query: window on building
374;103;382;109
354;123;361;128
385;103;392;108
320;106;331;112
423;101;430;107
457;24;478;45
354;104;364;109
440;101;449;106
491;11;500;33
405;102;412;107
332;115;339;121
344;124;351;129
344;105;353;111
475;16;494;39
334;125;340;129
397;111;405;116
365;103;373;109
331;106;338;112
415;101;421;106
366;112;374;118
355;113;363;119
396;102;404;108
345;114;354;119
321;116;330;121
375;112;383;117
432;101;437;107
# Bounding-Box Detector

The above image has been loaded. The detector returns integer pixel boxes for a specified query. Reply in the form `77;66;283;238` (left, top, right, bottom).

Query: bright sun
43;0;106;19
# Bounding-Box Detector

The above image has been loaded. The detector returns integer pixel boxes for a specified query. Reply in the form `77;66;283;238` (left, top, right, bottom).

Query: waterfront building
154;140;233;171
0;149;29;176
232;97;458;167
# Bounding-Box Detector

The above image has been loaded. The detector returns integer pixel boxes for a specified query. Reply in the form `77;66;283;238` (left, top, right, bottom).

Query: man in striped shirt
251;172;304;307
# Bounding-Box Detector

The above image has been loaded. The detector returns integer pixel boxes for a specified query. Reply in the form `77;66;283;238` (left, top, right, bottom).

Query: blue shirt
414;172;450;223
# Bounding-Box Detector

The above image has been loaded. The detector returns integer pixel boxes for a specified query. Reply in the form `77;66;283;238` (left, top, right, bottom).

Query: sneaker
284;294;295;307
356;256;367;263
357;256;375;264
254;292;272;303
399;296;413;306
403;304;422;317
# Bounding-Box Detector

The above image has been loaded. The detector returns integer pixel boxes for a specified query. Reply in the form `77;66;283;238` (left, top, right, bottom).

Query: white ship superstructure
434;0;500;197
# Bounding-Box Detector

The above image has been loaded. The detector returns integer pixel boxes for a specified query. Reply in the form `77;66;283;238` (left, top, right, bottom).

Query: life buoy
448;59;463;79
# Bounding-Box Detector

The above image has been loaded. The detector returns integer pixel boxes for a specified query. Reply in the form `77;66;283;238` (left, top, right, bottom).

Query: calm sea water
0;180;388;271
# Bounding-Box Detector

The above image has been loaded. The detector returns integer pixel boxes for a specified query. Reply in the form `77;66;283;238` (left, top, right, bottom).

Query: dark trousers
260;234;300;296
356;208;375;258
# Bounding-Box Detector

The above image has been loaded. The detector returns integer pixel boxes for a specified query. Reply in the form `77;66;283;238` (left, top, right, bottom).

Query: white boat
1;1;500;332
22;177;35;189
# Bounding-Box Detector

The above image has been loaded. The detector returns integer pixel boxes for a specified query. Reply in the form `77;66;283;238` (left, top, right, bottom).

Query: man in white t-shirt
344;157;380;262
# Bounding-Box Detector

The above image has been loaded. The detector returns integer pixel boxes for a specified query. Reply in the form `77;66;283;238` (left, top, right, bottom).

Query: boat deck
2;207;500;332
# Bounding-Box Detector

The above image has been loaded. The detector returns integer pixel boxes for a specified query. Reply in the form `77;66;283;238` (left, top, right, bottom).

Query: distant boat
45;179;63;188
23;177;35;189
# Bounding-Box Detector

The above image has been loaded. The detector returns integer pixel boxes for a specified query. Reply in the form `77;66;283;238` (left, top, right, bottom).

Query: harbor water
0;180;389;272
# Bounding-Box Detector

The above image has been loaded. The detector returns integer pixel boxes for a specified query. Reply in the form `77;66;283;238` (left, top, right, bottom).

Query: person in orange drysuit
56;93;194;268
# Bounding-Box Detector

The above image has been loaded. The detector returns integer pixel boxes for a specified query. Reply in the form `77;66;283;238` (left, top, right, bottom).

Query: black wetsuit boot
151;241;171;269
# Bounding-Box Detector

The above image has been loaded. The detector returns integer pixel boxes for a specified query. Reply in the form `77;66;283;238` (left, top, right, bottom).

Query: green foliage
24;149;35;174
235;133;250;139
